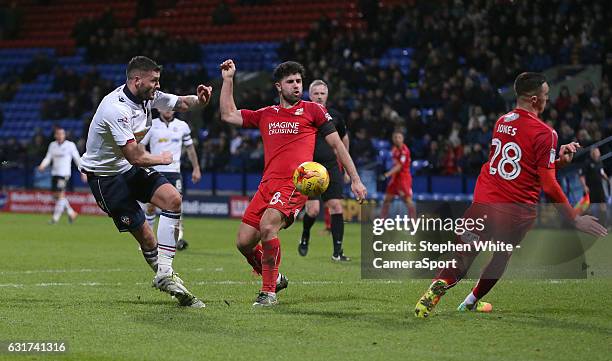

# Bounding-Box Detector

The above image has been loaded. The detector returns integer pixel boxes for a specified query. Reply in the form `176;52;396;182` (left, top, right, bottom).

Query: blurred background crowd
0;0;610;181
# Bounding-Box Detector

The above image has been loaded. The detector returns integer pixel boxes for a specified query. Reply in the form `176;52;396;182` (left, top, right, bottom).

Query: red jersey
241;100;331;182
391;144;412;180
474;108;558;205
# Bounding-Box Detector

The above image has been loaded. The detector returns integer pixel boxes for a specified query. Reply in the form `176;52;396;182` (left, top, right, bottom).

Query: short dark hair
272;61;305;82
126;56;162;79
514;72;546;97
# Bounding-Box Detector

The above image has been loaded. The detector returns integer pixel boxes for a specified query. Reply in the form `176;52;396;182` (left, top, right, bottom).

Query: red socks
261;238;281;293
240;244;263;275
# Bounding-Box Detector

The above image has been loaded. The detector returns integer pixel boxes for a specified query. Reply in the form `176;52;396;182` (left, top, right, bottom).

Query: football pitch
1;213;610;361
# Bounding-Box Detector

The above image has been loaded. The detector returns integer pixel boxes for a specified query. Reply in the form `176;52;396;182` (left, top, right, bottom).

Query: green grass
0;213;611;361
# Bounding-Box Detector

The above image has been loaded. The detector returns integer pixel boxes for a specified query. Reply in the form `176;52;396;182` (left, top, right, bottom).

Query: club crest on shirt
503;112;519;122
118;117;130;128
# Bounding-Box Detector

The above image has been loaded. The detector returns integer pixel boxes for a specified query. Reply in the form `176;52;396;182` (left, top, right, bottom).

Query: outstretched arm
173;85;213;112
219;59;244;126
555;141;580;168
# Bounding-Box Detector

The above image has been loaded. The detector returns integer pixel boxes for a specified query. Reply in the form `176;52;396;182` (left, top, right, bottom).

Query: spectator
212;1;234;26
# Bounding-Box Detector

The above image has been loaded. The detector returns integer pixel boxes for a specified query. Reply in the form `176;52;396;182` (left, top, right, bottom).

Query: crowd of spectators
2;0;611;181
272;0;611;176
73;11;201;64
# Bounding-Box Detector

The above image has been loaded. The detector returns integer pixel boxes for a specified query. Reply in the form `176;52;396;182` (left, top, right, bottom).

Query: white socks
156;210;180;276
52;198;76;222
463;291;478;306
52;199;63;222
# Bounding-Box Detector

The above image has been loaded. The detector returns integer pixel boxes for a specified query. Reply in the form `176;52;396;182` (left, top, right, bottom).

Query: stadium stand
0;0;610;201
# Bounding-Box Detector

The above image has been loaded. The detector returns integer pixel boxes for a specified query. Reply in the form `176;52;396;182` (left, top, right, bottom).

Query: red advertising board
229;196;250;218
0;190;105;215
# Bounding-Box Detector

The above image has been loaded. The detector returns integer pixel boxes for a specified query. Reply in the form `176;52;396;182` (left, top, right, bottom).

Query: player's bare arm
324;132;367;202
219;59;244;126
185;143;201;183
173;85;213;112
556;141;580;168
121;140;172;167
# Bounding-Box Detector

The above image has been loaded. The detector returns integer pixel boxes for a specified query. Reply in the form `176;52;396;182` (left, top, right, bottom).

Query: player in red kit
414;72;607;318
219;59;367;307
380;130;416;218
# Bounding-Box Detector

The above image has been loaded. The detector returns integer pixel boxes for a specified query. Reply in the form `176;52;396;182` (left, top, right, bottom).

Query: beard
137;85;155;101
281;90;301;105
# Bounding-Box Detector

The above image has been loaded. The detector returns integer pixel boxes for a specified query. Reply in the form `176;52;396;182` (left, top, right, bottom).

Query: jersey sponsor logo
294;108;304;115
270;192;285;206
503;112;519;122
268;121;299;135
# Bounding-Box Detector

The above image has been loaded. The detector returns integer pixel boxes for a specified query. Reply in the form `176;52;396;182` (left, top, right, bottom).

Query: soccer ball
293;161;330;197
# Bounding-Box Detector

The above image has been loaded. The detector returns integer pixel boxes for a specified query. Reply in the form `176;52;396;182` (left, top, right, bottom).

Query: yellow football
292;161;330;197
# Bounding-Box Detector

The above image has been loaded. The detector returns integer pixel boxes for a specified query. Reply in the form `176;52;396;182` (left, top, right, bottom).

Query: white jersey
40;140;81;177
80;85;178;176
141;117;193;173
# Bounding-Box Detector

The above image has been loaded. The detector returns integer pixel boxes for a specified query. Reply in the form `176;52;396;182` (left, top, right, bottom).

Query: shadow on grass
485;311;612;337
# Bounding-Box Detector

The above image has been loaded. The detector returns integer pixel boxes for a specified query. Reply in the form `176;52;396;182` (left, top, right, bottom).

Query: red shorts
459;203;536;247
385;175;413;198
242;178;308;230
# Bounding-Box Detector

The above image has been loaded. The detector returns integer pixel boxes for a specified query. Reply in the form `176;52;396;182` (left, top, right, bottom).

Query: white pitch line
0;268;127;275
0;279;408;289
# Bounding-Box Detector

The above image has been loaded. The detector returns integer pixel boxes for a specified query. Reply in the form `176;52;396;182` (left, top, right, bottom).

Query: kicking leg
458;251;512;313
150;183;203;308
129;222;158;272
145;203;157;229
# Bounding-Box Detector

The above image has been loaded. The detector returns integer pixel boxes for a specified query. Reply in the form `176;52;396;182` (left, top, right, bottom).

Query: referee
299;80;351;261
579;147;609;227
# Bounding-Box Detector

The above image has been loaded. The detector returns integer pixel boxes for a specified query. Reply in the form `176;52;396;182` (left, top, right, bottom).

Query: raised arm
173;85;213;112
219;59;244;126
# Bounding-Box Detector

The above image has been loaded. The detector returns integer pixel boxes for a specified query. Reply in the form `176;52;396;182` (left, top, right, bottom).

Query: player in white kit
80;56;212;308
141;109;201;250
37;127;86;224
